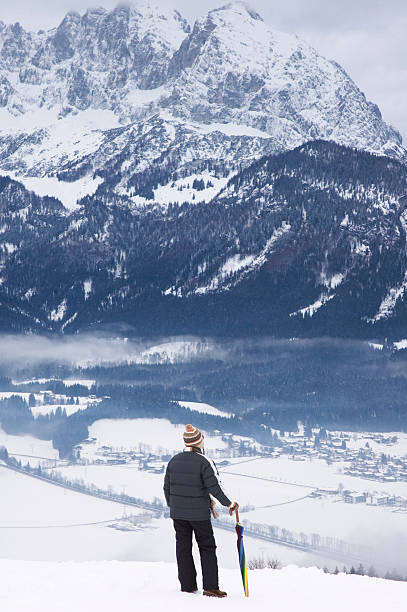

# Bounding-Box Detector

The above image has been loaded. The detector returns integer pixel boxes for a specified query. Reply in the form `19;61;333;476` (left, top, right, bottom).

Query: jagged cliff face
0;4;189;103
0;3;406;337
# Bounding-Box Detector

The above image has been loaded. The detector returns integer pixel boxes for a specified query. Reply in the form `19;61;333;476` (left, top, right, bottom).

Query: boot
203;588;227;598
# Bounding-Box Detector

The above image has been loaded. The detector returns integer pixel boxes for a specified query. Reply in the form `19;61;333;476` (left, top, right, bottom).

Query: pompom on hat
183;424;203;447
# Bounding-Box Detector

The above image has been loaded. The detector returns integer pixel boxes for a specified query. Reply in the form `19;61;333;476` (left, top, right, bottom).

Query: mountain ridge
1;140;406;338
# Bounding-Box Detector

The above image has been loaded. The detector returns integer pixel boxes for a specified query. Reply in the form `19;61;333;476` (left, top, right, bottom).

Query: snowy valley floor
1;561;406;612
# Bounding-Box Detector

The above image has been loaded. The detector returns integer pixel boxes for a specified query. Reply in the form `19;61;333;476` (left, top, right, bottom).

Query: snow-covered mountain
0;1;404;210
1;141;406;337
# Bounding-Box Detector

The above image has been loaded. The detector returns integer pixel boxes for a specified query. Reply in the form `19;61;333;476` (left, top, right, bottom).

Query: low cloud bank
0;334;143;368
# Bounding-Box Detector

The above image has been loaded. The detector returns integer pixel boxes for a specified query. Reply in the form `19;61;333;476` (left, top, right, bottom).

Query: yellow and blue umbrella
234;508;249;597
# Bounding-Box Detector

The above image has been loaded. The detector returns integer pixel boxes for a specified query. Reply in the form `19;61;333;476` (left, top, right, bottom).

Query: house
344;492;366;504
368;495;396;506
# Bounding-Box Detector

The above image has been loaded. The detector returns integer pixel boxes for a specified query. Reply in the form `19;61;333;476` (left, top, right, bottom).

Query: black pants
173;519;219;591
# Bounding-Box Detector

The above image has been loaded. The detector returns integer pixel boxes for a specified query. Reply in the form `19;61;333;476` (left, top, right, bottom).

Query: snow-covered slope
0;561;405;612
0;2;404;208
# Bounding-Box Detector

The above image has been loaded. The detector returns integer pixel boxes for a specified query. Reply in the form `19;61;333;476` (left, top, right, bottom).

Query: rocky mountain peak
210;2;264;22
60;10;81;21
162;7;403;162
82;7;108;19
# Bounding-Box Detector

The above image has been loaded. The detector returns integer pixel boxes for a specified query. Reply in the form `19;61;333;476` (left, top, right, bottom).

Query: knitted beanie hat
183;424;203;447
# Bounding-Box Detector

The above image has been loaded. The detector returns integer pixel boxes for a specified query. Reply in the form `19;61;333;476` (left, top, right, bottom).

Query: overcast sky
1;0;406;142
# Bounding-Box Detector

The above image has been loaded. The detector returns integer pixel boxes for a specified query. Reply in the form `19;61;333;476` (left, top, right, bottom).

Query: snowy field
1;171;103;211
177;400;232;418
0;427;59;462
0;465;157;562
55;463;309;508
0;465;335;569
81;418;228;458
0;390;101;417
222;455;407;497
150;171;232;206
0;467;139;528
55;457;407;543
1;560;406;612
243;494;407;546
219;455;407;571
53;456;407;571
56;464;165;502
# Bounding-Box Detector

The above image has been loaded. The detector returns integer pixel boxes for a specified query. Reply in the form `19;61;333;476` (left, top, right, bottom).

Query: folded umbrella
235;508;249;597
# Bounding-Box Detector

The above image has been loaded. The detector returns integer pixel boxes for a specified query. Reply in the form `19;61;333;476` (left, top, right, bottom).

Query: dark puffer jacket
163;449;232;521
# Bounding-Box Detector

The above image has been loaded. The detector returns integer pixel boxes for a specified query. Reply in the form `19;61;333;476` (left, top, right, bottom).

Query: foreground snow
0;561;405;612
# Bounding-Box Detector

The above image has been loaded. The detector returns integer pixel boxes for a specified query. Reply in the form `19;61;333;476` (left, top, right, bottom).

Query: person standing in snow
163;424;238;598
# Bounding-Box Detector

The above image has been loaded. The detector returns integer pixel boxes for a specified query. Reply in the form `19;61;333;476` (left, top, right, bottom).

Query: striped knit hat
183;424;203;447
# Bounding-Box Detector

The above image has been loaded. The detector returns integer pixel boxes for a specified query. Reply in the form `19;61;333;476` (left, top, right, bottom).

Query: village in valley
69;411;407;512
2;380;407;517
